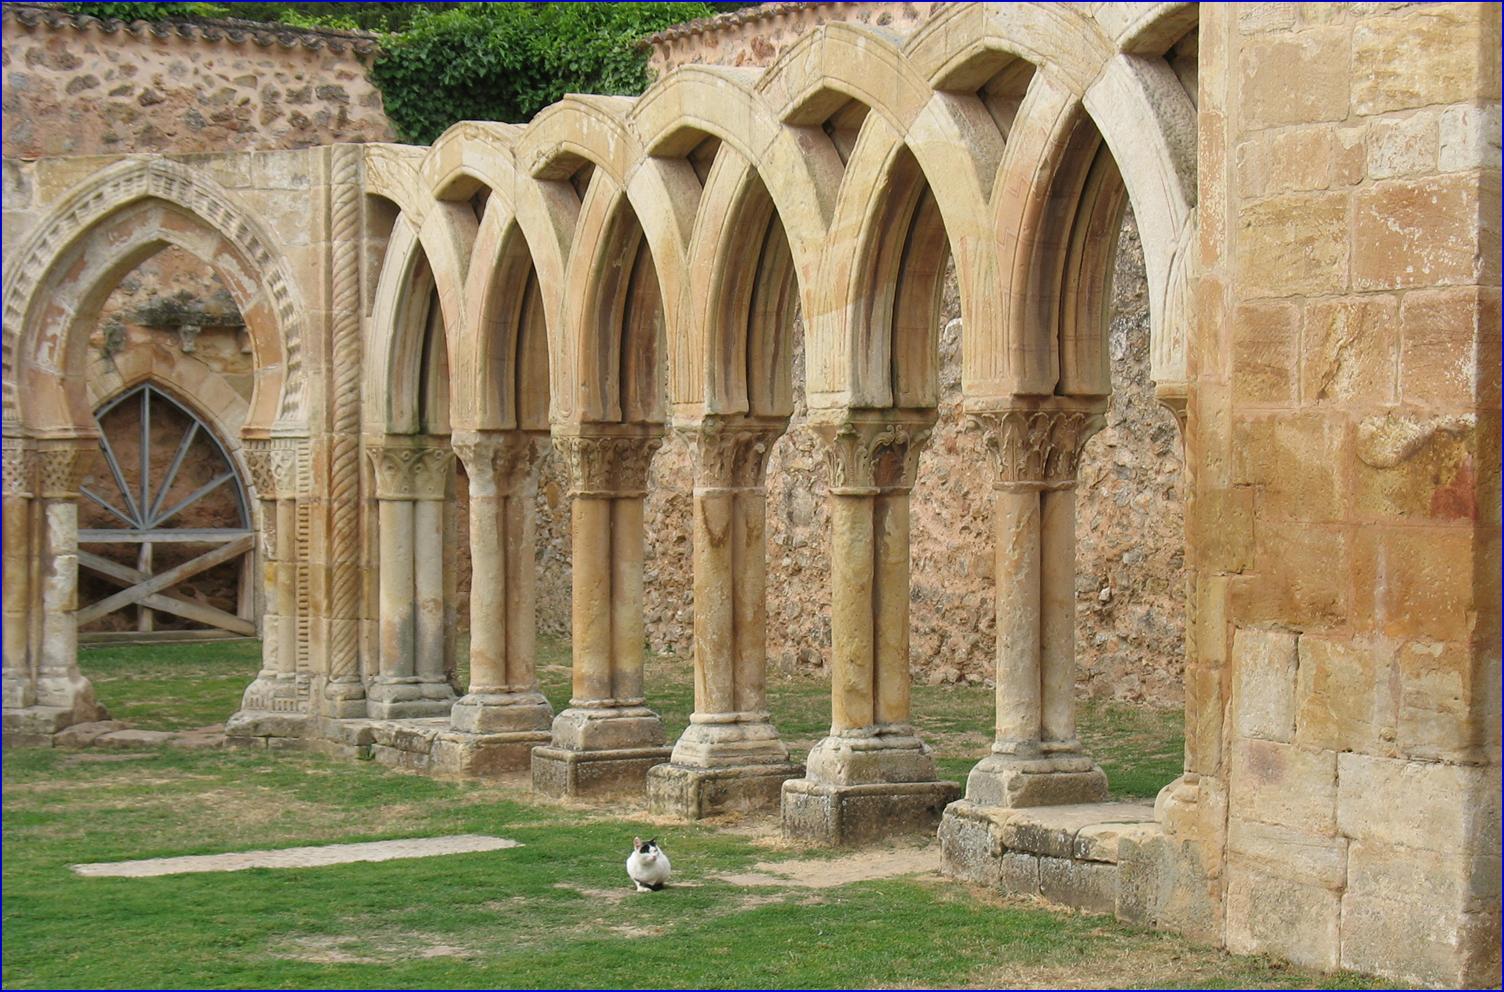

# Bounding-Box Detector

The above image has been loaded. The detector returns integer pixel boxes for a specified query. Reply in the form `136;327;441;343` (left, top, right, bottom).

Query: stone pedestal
365;677;456;720
430;728;550;776
964;747;1108;808
532;703;670;799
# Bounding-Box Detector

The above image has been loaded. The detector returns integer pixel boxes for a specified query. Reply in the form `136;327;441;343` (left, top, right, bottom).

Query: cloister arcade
3;3;1497;984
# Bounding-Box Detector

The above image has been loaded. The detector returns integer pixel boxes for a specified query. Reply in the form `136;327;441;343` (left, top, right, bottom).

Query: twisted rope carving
327;145;362;681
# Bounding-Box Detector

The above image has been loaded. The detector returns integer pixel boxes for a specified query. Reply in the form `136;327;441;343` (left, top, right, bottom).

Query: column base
239;674;301;714
647;760;805;819
449;689;553;735
781;778;960;846
431;728;552;776
224;709;309;748
32;674;106;724
321;677;367;719
964;747;1109;808
2;676;35;710
531;744;673;799
365;677;456;719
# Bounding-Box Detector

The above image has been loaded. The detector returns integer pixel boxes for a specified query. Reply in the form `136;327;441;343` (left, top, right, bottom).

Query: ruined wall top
644;1;936;74
1;2;393;157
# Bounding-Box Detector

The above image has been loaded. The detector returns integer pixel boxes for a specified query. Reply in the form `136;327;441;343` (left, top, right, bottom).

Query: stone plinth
531;704;670;799
780;729;960;845
964;749;1110;808
647;760;805;819
364;677;456;720
430;728;551;776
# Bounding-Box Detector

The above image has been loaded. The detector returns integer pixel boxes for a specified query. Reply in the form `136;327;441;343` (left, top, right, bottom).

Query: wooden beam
78;551;257;636
76;535;254;626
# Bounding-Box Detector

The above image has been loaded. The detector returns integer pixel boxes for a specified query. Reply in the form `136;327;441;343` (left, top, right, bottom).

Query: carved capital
243;440;303;501
970;406;1104;491
815;413;935;495
452;430;547;498
677;416;786;492
34;439;99;499
555;430;663;498
2;444;33;498
366;437;454;501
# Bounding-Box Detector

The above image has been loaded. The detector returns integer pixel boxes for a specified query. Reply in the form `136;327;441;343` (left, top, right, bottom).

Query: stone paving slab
71;835;522;878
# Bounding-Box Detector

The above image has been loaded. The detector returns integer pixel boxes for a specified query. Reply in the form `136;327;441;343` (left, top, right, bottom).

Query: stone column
28;440;106;729
781;413;960;845
648;417;803;819
434;430;553;774
531;427;672;798
961;405;1109;807
235;442;301;717
364;436;457;719
2;444;35;712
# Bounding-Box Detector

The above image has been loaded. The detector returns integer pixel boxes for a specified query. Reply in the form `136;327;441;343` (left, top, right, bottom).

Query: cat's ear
633;836;643;849
647;838;656;847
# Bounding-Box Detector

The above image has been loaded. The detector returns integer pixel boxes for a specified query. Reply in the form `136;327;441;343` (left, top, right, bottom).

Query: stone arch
1;158;307;438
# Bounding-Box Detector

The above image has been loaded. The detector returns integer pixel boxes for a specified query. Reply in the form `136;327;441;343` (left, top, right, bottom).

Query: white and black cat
626;836;671;892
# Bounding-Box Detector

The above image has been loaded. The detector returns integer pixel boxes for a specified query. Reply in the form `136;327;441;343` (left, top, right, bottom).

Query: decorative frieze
452;430;547;498
555;431;664;498
33;440;99;499
815;415;935;495
2;444;33;498
243;439;305;501
970;407;1104;491
678;416;786;492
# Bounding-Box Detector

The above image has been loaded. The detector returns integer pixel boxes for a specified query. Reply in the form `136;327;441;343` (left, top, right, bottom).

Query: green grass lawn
77;635;1183;800
0;640;1373;988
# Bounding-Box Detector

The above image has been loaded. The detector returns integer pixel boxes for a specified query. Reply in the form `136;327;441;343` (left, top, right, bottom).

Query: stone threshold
939;799;1162;916
3;716;224;751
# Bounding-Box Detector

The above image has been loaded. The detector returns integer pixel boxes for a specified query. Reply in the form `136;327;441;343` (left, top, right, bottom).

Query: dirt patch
718;845;940;889
551;882;630;904
273;931;477;966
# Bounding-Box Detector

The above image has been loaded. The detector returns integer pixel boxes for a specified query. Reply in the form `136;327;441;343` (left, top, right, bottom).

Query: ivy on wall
65;3;738;144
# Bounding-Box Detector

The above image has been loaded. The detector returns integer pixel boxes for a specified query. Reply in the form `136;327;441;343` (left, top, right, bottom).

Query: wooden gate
77;384;256;642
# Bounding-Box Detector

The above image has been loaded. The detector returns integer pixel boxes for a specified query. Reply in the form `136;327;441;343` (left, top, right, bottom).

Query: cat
626;836;671;892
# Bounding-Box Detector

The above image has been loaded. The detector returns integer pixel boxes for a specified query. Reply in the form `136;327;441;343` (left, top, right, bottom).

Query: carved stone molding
33;439;99;499
970;406;1105;491
243;439;305;501
2;444;33;498
555;430;663;498
452;430;547;498
366;437;454;501
677;416;786;492
815;414;936;495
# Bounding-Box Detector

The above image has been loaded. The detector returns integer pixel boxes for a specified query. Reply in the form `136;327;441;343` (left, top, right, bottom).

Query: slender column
780;413;958;845
29;440;105;722
649;418;798;817
365;437;456;719
3;445;35;709
275;496;298;686
234;441;306;715
964;405;1108;808
532;428;669;799
448;431;551;735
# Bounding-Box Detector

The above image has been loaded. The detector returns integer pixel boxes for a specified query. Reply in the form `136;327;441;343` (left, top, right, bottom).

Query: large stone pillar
3;439;108;743
433;430;553;774
2;444;36;712
532;427;671;798
364;436;457;719
235;442;301;716
960;405;1109;807
648;417;803;818
781;413;960;845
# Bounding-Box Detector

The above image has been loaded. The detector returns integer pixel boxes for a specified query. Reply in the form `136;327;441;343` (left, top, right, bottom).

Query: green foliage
371;3;721;144
64;2;229;21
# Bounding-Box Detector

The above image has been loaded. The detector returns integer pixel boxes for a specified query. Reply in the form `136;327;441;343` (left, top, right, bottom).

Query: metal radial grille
77;383;255;641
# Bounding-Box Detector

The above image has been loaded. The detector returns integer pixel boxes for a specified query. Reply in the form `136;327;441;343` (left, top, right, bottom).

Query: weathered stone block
430;729;550;776
1366;111;1439;180
53;719;129;748
1351;525;1473;640
1300;295;1399;406
1231;301;1299;403
1231;626;1298;742
938;800;1041;894
781;778;959;847
1295;634;1393;754
1396;639;1475;760
1354;177;1484;291
1399;288;1485;406
1336;752;1500;854
1234;191;1349;298
1039;856;1118;915
95;729;177;748
1075;821;1162;865
530;745;672;800
1226;863;1341;970
1228;738;1337;833
1353;6;1497;115
1116;830;1220;944
963;753;1109;809
1239;28;1350;128
645;761;804;820
1227;818;1348;889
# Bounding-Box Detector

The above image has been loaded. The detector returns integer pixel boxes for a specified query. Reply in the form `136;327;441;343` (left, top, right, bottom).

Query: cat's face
632;837;661;861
